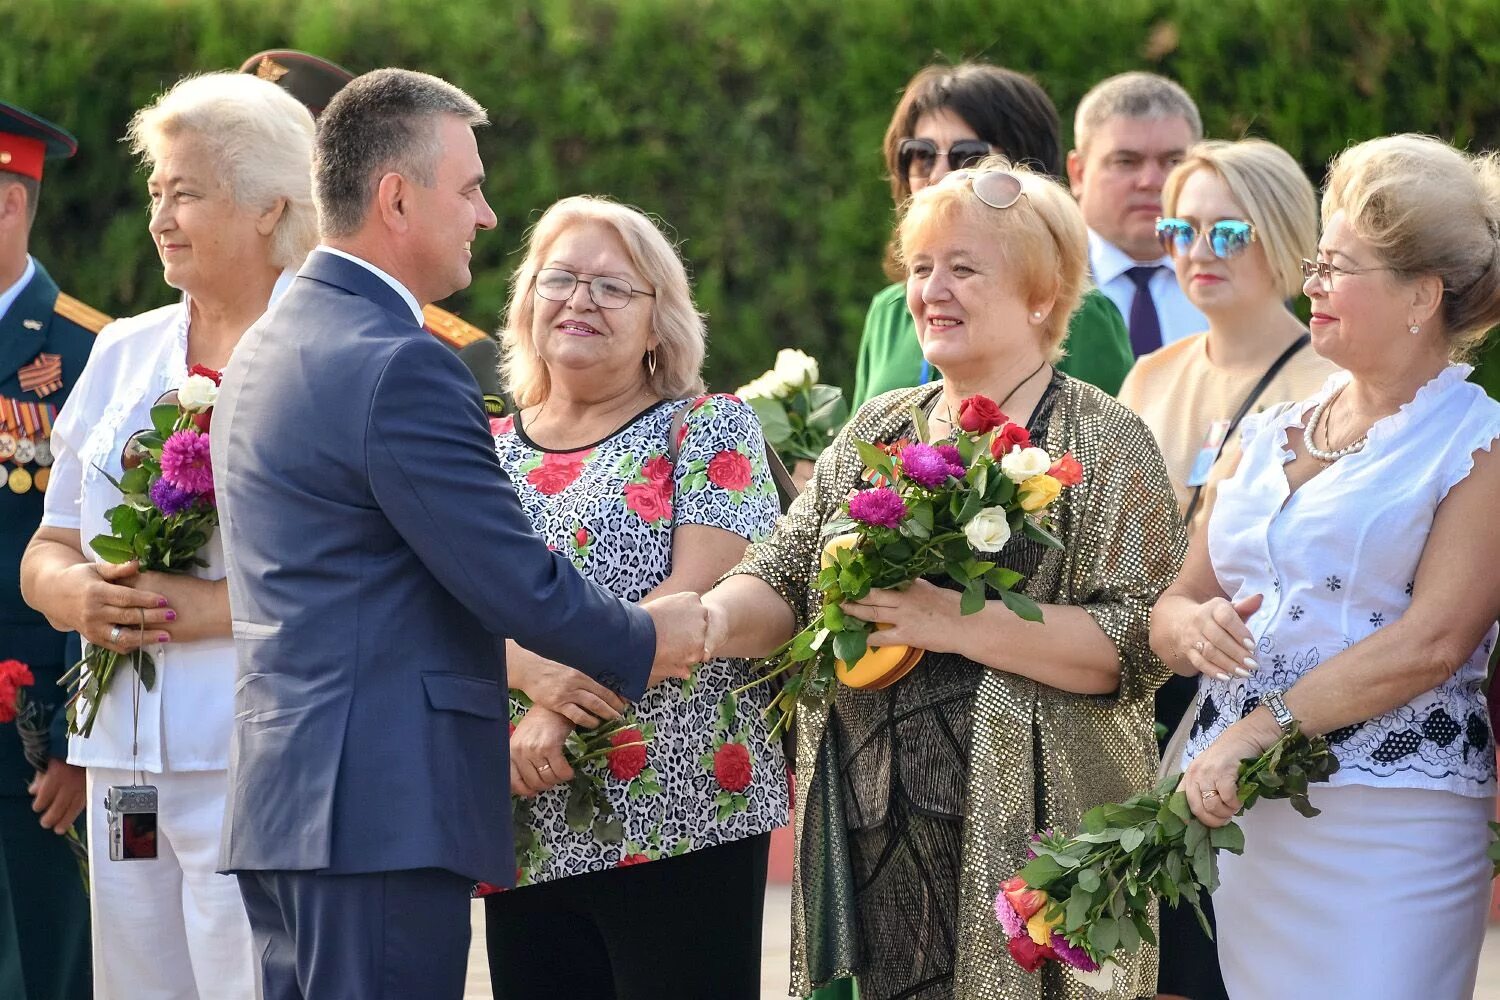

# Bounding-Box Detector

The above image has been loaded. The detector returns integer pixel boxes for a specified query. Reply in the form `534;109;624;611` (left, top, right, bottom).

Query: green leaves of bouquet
737;348;848;464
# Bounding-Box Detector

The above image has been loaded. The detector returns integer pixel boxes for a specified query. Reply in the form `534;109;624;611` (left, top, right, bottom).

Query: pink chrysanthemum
898;443;955;489
994;891;1026;939
847;486;907;529
160;429;214;495
1049;932;1100;972
934;443;967;477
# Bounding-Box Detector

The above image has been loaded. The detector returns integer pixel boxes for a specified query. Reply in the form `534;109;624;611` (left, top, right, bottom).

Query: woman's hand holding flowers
1181;711;1281;827
53;558;171;653
509;647;627;728
842;580;969;656
510;705;578;797
133;571;228;644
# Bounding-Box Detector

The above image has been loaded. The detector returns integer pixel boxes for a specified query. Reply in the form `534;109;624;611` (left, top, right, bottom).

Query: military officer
239;50;507;422
0;100;106;1000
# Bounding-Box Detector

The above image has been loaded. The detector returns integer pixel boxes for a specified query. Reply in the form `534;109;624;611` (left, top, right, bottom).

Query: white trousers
86;766;255;1000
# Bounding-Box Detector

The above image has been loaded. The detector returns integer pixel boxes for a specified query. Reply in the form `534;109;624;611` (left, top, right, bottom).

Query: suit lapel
0;261;57;386
298;251;423;329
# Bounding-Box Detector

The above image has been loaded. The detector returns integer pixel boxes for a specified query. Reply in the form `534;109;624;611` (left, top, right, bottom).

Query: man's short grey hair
315;68;488;238
128;73;318;269
1073;72;1202;154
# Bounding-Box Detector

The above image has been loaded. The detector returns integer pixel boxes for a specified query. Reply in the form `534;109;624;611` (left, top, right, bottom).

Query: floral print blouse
494;394;789;885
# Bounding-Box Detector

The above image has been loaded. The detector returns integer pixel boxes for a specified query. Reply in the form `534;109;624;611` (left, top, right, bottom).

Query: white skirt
1214;783;1493;999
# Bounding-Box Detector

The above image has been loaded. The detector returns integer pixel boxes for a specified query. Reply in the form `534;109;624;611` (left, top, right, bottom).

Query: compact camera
104;784;159;861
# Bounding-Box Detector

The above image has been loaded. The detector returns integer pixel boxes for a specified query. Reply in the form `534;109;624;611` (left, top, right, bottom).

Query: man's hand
517;655;627;727
29;759;85;834
509;706;577;797
642;591;709;686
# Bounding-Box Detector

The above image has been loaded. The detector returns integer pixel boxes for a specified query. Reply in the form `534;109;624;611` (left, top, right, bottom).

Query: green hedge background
5;0;1500;391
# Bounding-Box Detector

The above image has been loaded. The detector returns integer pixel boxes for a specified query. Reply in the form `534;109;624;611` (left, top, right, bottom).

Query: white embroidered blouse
42;273;293;772
1185;365;1500;797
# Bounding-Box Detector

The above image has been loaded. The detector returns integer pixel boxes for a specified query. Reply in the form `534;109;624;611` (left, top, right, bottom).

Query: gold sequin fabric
727;377;1188;999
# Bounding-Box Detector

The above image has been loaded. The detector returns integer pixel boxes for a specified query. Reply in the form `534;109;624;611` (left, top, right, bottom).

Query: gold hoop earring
646;350;658;376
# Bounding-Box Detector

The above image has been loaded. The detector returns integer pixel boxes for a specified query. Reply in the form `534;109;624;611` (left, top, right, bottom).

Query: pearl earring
1031;311;1042;319
1408;323;1421;336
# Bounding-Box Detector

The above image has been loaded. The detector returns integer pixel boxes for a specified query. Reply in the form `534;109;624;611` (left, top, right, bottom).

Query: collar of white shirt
1088;229;1171;287
312;245;424;326
0;255;38;321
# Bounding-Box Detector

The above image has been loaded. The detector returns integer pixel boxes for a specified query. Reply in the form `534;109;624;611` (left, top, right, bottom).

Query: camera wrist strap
131;606;144;787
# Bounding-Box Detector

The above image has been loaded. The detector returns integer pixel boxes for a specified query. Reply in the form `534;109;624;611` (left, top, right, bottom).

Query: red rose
641;455;673;484
527;452;587;495
1007;935;1057;973
0;660;34;724
617;853;651;867
606;728;647;781
989;423;1032;458
713;741;753;792
624;480;673;523
707;450;752;492
1048;452;1083;487
192;409;213;433
957;395;1007;433
1000;876;1047;921
491;415;515;436
188;363;222;386
574;527;589;548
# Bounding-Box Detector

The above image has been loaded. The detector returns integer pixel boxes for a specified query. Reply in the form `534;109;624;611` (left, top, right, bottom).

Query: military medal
0;432;14;463
8;465;31;494
32;437;52;467
33;404;55;466
12;437;33;465
33;467;49;492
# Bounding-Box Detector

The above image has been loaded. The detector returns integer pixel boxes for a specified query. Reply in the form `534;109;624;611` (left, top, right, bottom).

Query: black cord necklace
937;358;1050;440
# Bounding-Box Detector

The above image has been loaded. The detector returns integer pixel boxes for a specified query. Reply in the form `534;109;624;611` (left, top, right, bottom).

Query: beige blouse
1118;332;1337;534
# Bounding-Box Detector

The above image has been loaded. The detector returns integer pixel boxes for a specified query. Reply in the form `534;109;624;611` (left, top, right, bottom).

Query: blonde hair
128;72;317;270
896;156;1090;361
1322;134;1500;358
1162;139;1318;300
502;196;707;407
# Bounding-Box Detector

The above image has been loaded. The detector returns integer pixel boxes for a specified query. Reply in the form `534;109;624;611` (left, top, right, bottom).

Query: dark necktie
1126;265;1164;356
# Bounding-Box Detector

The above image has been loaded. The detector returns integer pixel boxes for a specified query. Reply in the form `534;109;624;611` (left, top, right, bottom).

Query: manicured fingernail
157;633;171;644
1216;672;1232;682
164;610;177;621
158;598;169;607
1242;638;1255;650
1243;658;1258;669
1234;668;1252;679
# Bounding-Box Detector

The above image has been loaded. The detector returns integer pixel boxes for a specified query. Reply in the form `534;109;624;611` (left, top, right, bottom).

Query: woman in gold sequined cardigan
704;163;1186;1000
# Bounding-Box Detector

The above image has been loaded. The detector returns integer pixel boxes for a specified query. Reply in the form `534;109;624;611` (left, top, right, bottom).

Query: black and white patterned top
1185;365;1500;795
494;394;789;885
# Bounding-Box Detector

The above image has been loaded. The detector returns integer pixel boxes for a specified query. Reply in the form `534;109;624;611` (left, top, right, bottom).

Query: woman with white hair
20;72;317;998
1155;134;1500;996
483;195;789;999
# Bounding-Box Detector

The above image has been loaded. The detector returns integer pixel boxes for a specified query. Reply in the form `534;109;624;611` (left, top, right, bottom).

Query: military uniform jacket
0;259;100;792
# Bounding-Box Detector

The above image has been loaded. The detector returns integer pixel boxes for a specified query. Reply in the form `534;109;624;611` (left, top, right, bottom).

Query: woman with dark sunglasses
706;160;1184;999
852;62;1133;409
1117;138;1333;1000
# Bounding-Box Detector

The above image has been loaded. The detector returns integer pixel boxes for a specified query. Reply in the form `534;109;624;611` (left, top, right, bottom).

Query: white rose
178;373;219;413
736;374;770;400
772;348;819;390
963;506;1012;553
1000;446;1051;482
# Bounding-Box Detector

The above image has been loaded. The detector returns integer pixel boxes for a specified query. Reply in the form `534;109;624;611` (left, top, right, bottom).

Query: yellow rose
1026;906;1062;946
1019;473;1062;512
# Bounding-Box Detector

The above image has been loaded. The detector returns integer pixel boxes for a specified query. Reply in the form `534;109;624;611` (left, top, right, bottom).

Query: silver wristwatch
1262;688;1296;734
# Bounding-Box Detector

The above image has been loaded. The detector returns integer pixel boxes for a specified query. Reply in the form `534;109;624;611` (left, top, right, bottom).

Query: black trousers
238;867;473;1000
0;797;90;1000
486;832;771;1000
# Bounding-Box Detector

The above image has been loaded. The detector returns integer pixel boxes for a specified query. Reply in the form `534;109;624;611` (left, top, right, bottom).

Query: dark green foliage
8;0;1500;389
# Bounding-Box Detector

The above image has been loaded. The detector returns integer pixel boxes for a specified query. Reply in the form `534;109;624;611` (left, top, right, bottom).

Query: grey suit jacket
212;250;654;885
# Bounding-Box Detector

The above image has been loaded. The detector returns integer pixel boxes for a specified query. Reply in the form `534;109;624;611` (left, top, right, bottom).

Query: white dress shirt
1088;229;1207;351
0;255;36;319
43;271;295;771
313;245;424;325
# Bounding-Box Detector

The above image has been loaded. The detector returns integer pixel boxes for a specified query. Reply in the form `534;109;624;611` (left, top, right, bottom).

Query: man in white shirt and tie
1068;72;1207;357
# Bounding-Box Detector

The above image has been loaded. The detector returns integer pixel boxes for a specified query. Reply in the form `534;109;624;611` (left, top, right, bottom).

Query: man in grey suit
211;69;711;1000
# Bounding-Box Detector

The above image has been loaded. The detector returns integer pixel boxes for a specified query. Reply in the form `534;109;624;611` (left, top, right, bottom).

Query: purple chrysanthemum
1050;932;1099;972
160;429;214;495
149;477;198;517
847;487;907;529
934;443;967;477
994;892;1026;939
899;443;955;489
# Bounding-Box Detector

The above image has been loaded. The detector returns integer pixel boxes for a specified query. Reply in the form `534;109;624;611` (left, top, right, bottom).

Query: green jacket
0;261;101;792
851;282;1134;408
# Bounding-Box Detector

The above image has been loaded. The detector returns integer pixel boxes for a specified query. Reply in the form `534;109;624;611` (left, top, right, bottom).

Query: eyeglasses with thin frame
534;267;656;310
942;168;1027;210
1299;258;1398;289
1156;217;1257;260
898;137;992;180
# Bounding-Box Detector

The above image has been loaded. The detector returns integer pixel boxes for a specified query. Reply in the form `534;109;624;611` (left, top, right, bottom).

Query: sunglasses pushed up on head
938;168;1028;210
1156;217;1258;260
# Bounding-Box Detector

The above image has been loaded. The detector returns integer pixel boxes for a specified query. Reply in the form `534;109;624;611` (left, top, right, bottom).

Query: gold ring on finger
1193;640;1205;653
1201;789;1219;800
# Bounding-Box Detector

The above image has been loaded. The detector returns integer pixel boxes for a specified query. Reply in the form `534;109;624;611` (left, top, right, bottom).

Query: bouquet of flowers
736;348;848;465
0;659;88;891
60;366;222;738
995;726;1339;990
738;394;1082;741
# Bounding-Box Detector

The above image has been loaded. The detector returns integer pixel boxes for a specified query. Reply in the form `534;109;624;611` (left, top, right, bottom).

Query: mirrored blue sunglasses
1156;217;1258;260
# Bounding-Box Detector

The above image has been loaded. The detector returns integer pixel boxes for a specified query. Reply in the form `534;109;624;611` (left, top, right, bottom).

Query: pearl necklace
1303;385;1368;464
